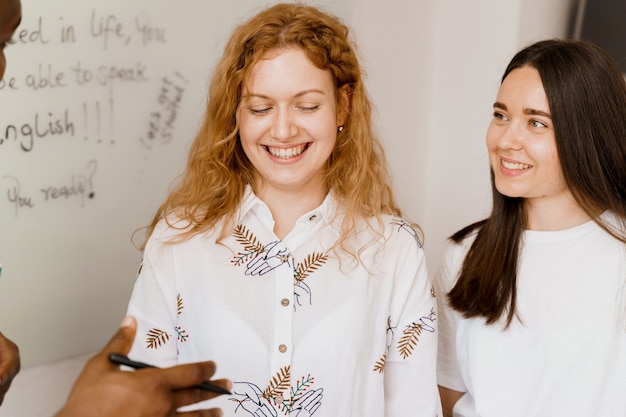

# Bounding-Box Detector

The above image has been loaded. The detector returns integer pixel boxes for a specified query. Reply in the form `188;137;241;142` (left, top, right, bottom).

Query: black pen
109;353;232;395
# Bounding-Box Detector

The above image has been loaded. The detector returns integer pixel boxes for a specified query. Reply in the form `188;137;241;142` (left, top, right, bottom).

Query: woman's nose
496;122;524;151
270;108;298;141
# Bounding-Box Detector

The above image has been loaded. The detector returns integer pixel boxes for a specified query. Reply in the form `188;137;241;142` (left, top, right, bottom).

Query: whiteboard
0;0;345;367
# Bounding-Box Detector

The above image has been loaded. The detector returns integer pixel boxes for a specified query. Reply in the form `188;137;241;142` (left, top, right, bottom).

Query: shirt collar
238;184;264;218
238;185;342;237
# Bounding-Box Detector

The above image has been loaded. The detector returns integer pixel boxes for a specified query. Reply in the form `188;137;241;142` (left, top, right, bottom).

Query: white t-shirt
436;214;626;417
127;186;441;417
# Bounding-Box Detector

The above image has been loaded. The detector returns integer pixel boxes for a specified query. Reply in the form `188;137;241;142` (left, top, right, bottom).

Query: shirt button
278;344;288;353
275;395;284;404
309;214;317;221
281;298;290;307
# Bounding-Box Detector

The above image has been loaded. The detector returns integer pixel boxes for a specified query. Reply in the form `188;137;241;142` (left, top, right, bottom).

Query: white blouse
127;187;441;416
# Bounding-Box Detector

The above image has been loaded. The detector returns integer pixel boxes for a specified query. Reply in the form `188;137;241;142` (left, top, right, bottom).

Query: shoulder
149;215;191;241
144;213;210;253
356;214;426;258
381;214;424;248
348;214;425;266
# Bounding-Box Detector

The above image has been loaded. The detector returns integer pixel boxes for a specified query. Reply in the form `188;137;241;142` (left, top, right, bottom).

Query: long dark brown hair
447;39;626;326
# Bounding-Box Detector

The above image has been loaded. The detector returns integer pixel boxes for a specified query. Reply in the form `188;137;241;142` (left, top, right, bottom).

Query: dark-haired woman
436;39;626;417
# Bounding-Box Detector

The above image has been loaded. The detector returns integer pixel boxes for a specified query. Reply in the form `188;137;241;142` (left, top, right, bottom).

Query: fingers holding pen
55;316;231;417
105;315;232;412
107;348;232;407
156;361;232;409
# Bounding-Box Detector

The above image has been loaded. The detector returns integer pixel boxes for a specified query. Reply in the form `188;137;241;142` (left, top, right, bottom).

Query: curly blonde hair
141;3;409;256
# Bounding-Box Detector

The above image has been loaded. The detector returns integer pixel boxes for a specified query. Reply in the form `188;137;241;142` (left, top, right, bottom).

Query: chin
494;183;525;199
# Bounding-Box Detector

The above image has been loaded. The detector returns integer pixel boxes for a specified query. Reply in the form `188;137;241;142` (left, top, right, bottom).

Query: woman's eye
298;105;319;113
530;119;547;128
249;107;271;115
492;111;507;121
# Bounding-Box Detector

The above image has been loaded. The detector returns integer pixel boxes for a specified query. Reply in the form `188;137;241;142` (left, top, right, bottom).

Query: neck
253;183;328;239
524;193;592;231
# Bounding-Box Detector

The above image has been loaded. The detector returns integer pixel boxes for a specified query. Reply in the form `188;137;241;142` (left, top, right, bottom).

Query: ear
336;83;351;128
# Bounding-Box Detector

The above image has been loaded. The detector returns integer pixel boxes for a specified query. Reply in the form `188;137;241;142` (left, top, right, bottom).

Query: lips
501;160;532;170
265;143;310;159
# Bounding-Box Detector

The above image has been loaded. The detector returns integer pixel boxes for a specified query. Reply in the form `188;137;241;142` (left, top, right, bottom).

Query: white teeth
502;160;531;170
267;144;306;159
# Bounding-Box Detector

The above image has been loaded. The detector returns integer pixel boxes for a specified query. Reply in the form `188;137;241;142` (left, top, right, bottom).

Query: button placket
270;250;294;376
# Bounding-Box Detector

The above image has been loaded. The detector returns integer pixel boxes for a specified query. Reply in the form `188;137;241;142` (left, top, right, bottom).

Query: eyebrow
244;89;326;100
493;101;551;118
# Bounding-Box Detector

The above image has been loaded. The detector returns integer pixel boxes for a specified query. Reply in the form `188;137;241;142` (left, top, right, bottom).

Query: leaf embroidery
294;252;328;282
398;322;423;359
281;374;316;413
263;366;291;400
177;293;184;316
175;326;189;342
233;224;263;250
231;224;266;266
373;352;386;373
146;328;170;349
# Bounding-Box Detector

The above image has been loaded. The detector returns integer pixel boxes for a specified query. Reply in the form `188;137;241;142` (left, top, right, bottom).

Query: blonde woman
126;3;440;416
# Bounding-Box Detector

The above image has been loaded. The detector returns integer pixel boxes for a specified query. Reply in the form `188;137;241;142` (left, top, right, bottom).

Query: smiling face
486;66;571;209
0;0;21;80
238;47;346;202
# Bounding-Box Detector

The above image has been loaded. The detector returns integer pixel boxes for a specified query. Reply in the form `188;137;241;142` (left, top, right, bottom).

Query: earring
338;126;344;132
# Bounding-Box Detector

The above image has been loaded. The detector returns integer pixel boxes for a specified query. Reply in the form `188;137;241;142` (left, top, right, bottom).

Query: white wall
349;0;579;272
347;0;437;243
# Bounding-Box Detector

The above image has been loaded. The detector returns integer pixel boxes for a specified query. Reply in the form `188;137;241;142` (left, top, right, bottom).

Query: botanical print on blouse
129;190;436;417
